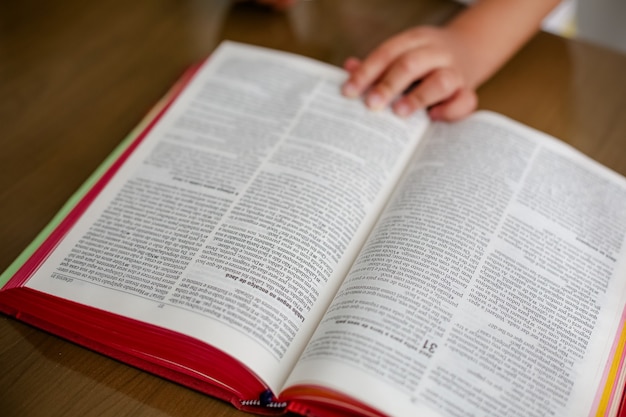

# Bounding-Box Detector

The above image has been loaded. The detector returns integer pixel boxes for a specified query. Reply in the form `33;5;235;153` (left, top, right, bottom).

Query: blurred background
541;0;625;54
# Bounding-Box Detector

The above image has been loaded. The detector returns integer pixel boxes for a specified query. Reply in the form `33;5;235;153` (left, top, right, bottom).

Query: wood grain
1;1;625;416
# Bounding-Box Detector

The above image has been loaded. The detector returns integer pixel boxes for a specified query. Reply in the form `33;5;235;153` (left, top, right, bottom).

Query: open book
1;41;625;417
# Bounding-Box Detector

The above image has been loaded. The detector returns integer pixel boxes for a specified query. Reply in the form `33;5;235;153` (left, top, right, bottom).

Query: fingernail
394;102;410;118
366;92;384;110
342;82;358;98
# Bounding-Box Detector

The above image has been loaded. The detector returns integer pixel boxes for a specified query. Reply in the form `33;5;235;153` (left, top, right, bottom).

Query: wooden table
1;1;625;416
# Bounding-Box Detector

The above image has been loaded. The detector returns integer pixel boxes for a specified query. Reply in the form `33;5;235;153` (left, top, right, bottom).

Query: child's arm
342;0;561;120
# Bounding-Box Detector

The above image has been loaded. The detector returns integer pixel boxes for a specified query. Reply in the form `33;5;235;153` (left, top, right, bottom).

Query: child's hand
341;26;478;121
340;0;561;121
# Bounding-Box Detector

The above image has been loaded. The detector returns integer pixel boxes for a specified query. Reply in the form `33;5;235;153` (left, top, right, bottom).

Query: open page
21;42;429;392
284;111;626;417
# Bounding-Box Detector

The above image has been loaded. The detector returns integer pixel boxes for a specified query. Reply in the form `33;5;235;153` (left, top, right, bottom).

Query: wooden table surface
1;1;626;416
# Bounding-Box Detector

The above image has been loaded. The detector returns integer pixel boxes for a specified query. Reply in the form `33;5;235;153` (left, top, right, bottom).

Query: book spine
240;389;288;412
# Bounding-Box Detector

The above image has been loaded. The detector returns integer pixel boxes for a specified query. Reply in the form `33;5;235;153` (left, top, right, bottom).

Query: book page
284;111;626;417
23;42;429;392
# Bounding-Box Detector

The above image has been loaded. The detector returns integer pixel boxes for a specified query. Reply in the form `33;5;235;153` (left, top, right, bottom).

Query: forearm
446;0;561;87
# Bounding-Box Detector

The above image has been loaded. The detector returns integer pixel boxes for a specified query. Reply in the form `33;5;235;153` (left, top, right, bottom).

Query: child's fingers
363;47;450;111
392;67;463;117
427;88;478;121
341;32;425;98
343;57;362;73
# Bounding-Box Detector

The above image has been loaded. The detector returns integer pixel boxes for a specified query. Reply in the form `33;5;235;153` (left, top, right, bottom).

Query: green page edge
0;107;160;288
